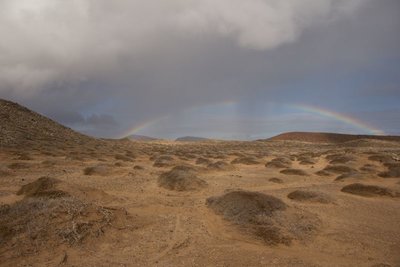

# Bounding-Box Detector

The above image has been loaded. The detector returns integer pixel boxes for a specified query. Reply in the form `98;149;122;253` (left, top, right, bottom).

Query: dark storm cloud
0;0;399;138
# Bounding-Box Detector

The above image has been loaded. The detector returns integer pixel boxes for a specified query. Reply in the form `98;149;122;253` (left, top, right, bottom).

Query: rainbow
289;104;385;135
118;101;385;138
119;100;237;138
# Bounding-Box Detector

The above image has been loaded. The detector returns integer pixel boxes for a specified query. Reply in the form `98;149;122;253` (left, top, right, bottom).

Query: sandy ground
1;139;400;267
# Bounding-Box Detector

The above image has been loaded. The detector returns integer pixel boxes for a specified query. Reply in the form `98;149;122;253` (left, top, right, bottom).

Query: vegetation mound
231;156;260;165
341;183;400;198
158;165;207;191
207;190;320;245
280;168;308;176
0;178;129;258
287;190;333;204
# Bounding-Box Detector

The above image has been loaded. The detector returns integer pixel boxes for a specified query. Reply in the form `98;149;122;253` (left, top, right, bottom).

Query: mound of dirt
1;178;129;258
299;158;316;165
335;172;365;181
231;157;260;165
368;154;395;163
83;164;113;176
378;164;400;178
315;170;331;177
158;165;207;191
207;161;233;171
196;157;211;165
323;165;356;174
287;190;333;204
207;191;320;245
265;157;292;169
326;154;355;164
0;98;94;148
280;168;308;176
359;164;379;173
114;154;134;162
153;155;174;167
269;177;284;184
341;183;400;198
17;177;112;203
0;166;13;177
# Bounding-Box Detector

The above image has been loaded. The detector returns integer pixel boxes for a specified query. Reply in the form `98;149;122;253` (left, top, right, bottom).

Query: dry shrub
341;183;400;198
153;155;174;167
83;165;112;176
207;161;233;171
16;177;112;203
265;157;292;169
195;157;211;165
378;164;400;178
368;154;394;163
133;165;144;170
359;164;378;173
114;154;133;162
0;197;123;256
299;158;316;165
335;172;364;181
0;166;13;177
280;168;308;176
327;154;355;164
315;170;331;177
0;177;129;257
287;190;333;204
323;165;356;174
15;153;33;161
41;160;57;167
7;162;30;170
231;157;260;165
269;177;284;184
158;165;207;191
207;191;320;246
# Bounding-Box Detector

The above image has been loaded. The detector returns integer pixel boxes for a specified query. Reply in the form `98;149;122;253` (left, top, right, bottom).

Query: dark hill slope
0;99;94;148
265;132;400;143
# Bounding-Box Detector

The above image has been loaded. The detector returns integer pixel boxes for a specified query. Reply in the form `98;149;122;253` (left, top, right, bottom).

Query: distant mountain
126;134;159;141
0;98;94;148
264;132;400;143
175;136;210;142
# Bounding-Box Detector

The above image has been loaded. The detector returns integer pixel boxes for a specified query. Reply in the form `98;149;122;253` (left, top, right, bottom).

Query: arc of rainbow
119;100;237;138
290;104;385;135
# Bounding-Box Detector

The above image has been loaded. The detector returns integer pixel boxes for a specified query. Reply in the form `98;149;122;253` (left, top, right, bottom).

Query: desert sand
1;99;400;267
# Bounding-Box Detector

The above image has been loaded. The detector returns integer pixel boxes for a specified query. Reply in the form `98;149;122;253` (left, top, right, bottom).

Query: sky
0;0;399;140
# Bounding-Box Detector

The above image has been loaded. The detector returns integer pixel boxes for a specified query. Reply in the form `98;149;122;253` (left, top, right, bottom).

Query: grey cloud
0;0;399;138
0;0;366;94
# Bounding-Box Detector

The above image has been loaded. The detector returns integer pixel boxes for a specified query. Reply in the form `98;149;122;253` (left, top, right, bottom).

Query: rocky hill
265;132;400;143
0;99;95;148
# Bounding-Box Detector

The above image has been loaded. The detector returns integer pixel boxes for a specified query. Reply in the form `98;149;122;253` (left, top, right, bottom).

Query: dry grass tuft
158;165;207;191
287;190;333;204
280;168;308;176
207;190;320;245
341;183;400;198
